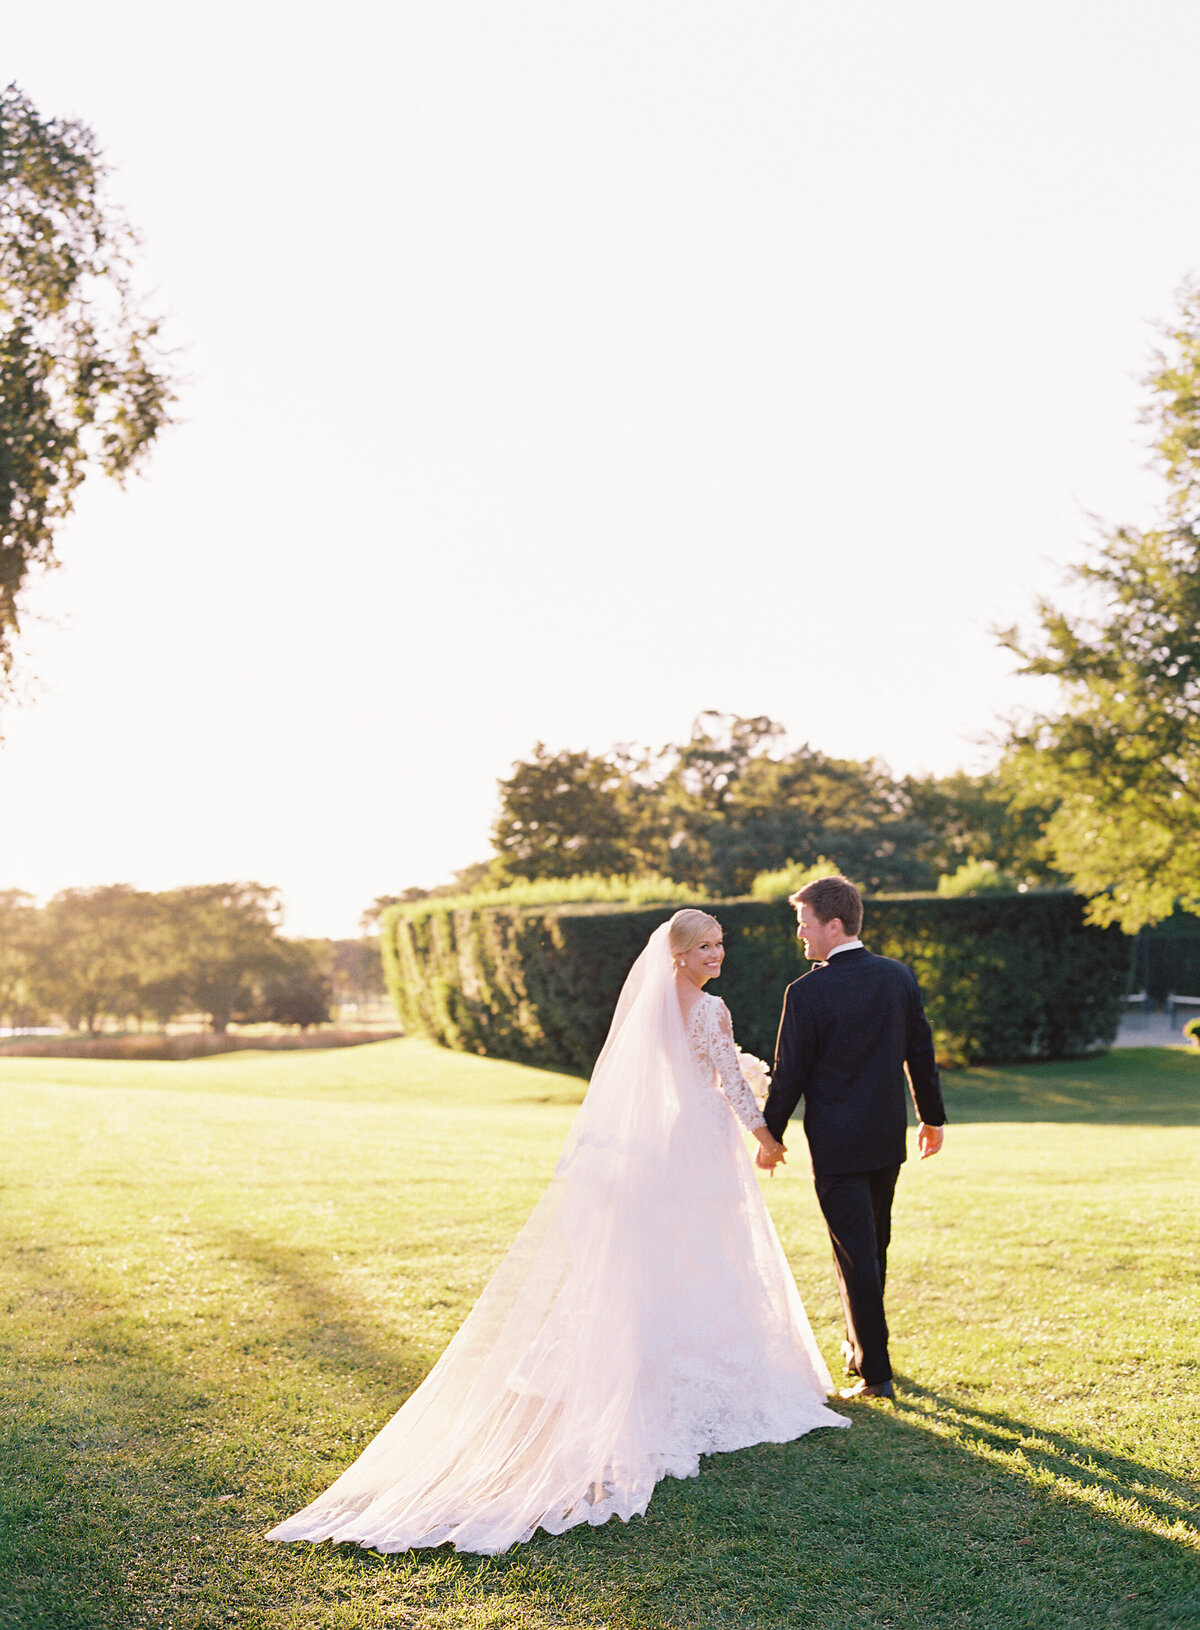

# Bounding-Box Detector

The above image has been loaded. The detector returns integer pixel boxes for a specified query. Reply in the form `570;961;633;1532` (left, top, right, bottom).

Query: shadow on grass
0;1247;230;1629
941;1047;1200;1127
218;1229;433;1400
433;1393;1194;1629
276;1381;1200;1630
902;1383;1200;1536
0;1231;437;1630
3;1221;1198;1630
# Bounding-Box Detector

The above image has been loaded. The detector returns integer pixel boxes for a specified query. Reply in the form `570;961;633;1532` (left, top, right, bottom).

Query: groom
757;876;946;1401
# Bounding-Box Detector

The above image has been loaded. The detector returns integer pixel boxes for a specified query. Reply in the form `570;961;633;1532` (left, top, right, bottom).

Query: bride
266;909;848;1555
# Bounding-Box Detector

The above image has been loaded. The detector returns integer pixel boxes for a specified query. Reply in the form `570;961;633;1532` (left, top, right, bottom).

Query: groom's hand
755;1138;786;1174
917;1122;944;1159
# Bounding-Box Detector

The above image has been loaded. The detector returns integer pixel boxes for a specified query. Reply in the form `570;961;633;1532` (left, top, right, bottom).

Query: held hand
917;1122;944;1160
754;1133;786;1176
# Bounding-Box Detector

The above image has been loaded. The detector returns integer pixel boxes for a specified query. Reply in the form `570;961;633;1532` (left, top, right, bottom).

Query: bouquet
736;1051;772;1105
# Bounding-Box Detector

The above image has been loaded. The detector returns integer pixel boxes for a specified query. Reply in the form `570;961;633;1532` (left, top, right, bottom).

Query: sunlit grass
0;1041;1196;1628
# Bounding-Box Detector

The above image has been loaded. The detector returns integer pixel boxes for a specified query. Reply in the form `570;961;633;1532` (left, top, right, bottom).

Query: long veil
266;921;844;1555
554;919;692;1187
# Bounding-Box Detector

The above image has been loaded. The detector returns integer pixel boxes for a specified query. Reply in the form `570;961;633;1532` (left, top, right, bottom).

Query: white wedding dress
266;924;848;1556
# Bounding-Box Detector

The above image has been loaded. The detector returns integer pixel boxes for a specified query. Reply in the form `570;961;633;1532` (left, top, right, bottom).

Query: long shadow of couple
429;1377;1200;1630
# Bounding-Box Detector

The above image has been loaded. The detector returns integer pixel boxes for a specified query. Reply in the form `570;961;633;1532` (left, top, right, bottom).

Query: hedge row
382;891;1130;1072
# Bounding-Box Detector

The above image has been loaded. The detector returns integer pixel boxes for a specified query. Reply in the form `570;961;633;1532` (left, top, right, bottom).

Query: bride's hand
754;1132;786;1174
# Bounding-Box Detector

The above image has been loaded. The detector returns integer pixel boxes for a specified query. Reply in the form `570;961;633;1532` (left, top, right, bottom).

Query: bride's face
677;930;725;987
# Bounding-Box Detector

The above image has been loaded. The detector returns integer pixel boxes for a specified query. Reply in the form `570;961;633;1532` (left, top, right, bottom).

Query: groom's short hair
789;876;863;936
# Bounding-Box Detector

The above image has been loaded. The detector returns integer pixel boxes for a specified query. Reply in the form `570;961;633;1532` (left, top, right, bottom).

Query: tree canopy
1001;280;1200;931
1;82;175;700
0;883;353;1034
482;712;1048;899
492;743;649;881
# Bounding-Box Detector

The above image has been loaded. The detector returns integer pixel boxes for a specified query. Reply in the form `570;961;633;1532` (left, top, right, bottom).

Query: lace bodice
685;994;768;1133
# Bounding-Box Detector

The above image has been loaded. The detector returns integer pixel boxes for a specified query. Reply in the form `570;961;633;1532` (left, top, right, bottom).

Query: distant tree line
0;884;386;1034
369;712;1059;919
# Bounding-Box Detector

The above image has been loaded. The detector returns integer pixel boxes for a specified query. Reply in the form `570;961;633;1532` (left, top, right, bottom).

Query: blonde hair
667;908;721;957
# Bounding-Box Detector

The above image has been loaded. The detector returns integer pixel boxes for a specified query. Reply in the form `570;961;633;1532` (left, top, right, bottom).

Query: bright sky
2;0;1197;936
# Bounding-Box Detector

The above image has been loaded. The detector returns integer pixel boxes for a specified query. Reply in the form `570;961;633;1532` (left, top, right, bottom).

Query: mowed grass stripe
0;1039;1196;1629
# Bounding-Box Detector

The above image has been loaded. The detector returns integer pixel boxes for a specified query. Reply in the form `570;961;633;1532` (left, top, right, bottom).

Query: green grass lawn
0;1040;1196;1630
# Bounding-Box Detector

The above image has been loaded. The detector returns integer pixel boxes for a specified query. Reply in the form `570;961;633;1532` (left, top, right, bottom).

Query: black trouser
813;1165;901;1386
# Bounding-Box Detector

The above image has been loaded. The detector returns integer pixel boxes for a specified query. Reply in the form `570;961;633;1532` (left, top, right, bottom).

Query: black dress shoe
837;1379;895;1401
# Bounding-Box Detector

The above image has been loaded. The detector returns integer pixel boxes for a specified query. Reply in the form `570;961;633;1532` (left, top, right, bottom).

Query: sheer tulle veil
555;919;695;1190
266;918;844;1556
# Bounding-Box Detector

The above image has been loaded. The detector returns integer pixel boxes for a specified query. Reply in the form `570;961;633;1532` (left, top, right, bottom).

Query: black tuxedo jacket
764;947;946;1175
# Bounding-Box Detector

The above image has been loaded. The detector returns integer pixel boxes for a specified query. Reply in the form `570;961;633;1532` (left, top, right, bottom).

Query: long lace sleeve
706;1000;768;1133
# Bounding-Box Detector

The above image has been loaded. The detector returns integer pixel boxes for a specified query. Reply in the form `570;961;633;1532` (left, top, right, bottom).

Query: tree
664;711;785;807
258;939;332;1029
491;742;648;881
484;715;943;898
1001;280;1200;930
901;770;1059;888
325;936;387;1011
658;715;930;895
935;859;1020;897
750;856;846;901
0;887;36;1025
1;83;175;700
399;714;1060;909
714;744;930;896
11;882;337;1033
161;883;284;1032
33;885;164;1031
653;712;781;888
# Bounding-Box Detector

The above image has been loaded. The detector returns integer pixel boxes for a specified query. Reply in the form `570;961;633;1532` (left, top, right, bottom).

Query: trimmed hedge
383;891;1129;1072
